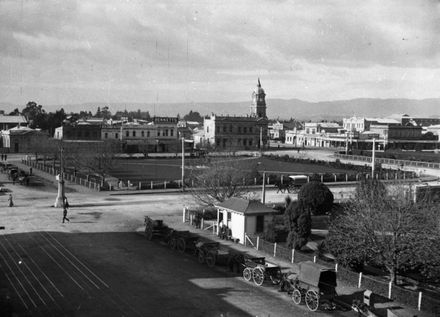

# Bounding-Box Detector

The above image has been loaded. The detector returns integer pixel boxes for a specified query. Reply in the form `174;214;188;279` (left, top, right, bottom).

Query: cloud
0;0;440;105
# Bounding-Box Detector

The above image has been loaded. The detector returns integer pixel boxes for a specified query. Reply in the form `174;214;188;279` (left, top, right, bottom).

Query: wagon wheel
176;238;186;253
145;228;153;240
305;290;319;312
269;269;282;285
169;238;177;250
197;251;205;264
205;252;216;268
243;268;252;281
291;289;302;305
252;267;265;286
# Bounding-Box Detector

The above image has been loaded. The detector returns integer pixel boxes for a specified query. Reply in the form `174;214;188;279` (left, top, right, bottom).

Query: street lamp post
54;141;65;207
371;138;376;178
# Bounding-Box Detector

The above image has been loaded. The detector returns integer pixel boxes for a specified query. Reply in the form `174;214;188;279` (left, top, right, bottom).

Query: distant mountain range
1;98;440;121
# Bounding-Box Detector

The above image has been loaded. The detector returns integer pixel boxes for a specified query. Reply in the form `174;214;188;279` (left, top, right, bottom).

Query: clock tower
250;78;267;118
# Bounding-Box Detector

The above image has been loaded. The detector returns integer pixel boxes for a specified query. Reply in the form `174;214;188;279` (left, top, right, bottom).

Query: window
141;131;144;137
147;131;150;137
164;129;168;136
249;139;253;146
85;131;90;138
115;133;119;139
256;215;264;233
133;131;136;137
243;139;247;146
229;125;232;133
126;131;129;137
238;127;242;133
170;129;174;136
216;138;220;146
223;125;227;132
207;126;209;133
104;132;108;139
243;127;247;133
157;130;160;136
227;212;231;222
249;127;253;133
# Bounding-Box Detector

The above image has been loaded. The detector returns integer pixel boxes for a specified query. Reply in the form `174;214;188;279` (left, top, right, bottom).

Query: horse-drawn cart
275;175;308;193
242;257;282;286
288;261;337;312
144;216;171;241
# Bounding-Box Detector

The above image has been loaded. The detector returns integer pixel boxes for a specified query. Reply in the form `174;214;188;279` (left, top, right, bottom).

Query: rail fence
335;153;440;170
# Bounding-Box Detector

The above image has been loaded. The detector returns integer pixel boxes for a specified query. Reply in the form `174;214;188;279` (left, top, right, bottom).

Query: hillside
2;98;440;121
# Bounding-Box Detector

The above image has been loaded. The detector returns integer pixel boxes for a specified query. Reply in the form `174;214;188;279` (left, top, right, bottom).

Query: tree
22;101;48;129
326;179;440;284
297;181;334;215
187;157;256;205
183;110;203;123
284;200;312;250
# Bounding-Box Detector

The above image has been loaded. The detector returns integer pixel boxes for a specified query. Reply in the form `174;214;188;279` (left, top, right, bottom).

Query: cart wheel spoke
292;289;302;305
205;253;216;267
305;290;319;311
177;238;186;253
252;267;264;286
243;268;252;281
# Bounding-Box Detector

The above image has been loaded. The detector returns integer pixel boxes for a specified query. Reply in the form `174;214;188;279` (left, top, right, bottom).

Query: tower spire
258;78;261;87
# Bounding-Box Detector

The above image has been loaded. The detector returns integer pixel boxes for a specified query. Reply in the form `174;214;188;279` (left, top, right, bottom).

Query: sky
1;0;440;108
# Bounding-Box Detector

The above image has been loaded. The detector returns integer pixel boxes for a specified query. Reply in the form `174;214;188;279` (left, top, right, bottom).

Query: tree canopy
297;181;334;215
284;200;312;250
326;179;440;284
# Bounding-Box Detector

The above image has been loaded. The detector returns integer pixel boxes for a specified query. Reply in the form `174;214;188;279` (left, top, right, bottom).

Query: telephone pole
54;141;65;207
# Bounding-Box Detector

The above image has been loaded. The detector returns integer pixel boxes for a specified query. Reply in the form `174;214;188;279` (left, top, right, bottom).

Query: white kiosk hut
215;197;279;245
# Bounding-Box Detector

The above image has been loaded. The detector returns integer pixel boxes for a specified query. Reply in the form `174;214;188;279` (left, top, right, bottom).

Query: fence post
201;218;204;230
321;174;324;182
291;249;295;263
151;181;153;189
256;236;260;250
182;207;186;223
254;177;257;185
164;181;167;189
191;180;194;187
273;243;277;257
267;176;270;185
388;281;392;299
335;263;338;272
281;175;284;184
139;181;142;190
313;255;317;263
334;174;337;182
346;174;348;182
418;292;422;311
190;213;193;226
358;272;363;288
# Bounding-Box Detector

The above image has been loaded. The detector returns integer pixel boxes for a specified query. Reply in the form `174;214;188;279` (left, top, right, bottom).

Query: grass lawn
109;156;359;182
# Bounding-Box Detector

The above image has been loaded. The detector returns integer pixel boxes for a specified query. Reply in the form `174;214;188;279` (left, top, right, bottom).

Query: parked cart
144;216;172;241
288;261;337;312
167;230;200;254
241;256;282;286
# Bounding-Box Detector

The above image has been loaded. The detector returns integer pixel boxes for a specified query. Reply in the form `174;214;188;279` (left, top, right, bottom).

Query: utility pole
54;140;65;207
371;138;376;178
181;134;185;192
261;171;266;204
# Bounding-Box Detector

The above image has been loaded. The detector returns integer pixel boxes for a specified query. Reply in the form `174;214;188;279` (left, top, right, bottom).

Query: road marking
3;235;56;302
40;246;85;291
43;232;110;288
17;236;65;299
4;272;29;310
0;251;37;308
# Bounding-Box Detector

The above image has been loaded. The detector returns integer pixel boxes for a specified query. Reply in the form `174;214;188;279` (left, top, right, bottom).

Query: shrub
298;181;334;215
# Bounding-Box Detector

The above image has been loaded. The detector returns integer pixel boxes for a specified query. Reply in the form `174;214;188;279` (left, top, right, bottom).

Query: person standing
8;194;13;207
63;196;69;209
62;207;69;223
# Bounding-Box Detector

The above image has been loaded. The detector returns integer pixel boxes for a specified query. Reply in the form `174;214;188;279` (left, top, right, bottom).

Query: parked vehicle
288;261;337;311
274;175;308;193
241;256;282;286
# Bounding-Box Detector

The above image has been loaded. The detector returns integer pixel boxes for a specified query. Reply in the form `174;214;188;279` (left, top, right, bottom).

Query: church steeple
251;78;266;118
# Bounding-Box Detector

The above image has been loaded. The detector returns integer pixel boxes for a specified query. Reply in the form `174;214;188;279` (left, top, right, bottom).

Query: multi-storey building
202;80;269;151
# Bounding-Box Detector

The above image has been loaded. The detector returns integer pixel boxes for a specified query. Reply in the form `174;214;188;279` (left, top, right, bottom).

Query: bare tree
187;157;259;205
64;140;119;186
327;179;440;284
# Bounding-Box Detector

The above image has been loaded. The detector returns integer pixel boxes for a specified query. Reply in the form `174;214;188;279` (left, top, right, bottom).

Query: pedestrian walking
8;194;13;207
62;207;69;223
63;196;69;209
